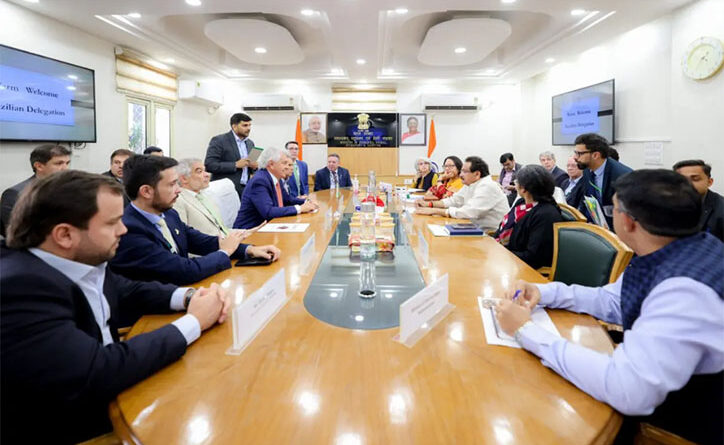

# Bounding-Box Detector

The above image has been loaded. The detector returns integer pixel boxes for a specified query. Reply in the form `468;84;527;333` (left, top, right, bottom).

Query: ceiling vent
421;94;479;111
242;94;300;111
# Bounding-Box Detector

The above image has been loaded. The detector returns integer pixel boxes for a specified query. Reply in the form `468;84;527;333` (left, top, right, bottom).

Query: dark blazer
702;190;724;242
550;165;569;189
102;170;131;208
234;170;305;229
505;200;564;269
204;130;257;198
567;158;633;229
110;205;249;285
0;175;34;237
0;245;187;444
314;166;352;191
288;159;309;197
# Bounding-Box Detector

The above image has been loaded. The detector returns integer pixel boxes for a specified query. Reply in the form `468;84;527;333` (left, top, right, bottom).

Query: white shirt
328;169;340;189
564;176;582;196
517;275;724;415
441;175;510;230
29;248;200;346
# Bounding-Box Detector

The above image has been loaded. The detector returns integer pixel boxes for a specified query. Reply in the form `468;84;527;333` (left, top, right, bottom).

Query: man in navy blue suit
1;170;231;444
111;155;280;285
314;153;353;191
234;147;319;229
285;140;309;198
567;133;633;230
204;113;259;200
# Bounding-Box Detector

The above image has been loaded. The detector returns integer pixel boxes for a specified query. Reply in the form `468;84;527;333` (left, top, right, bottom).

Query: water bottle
368;170;376;193
358;259;376;299
360;201;376;259
352;174;359;194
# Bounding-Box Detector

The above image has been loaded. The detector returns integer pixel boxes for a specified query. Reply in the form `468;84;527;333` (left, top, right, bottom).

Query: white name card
227;268;288;355
417;229;429;268
299;233;316;275
396;274;454;347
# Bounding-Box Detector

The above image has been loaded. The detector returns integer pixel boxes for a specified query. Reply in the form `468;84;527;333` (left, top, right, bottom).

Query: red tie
275;181;283;207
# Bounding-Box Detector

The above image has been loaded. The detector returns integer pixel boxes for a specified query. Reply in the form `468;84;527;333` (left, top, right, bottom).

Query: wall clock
681;36;724;80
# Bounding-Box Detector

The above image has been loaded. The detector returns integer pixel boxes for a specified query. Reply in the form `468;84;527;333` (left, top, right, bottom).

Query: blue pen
512;289;522;302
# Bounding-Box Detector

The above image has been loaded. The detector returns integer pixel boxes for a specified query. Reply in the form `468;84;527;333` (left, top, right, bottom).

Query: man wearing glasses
567;133;632;230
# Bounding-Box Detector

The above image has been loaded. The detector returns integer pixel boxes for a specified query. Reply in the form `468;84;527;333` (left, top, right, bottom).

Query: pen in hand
512;289;522;302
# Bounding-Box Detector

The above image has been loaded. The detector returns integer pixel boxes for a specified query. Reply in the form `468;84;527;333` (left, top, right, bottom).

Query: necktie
157;218;178;254
332;171;339;189
293;163;301;194
275;181;284;207
586;171;602;202
196;193;228;236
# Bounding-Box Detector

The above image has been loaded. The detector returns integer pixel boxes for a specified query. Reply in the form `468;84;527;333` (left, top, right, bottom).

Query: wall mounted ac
178;80;224;107
421;94;479;111
242;94;300;111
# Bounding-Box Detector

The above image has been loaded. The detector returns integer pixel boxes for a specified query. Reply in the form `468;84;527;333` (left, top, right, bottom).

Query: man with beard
1;170;231;444
567;133;632;230
205;113;259;200
111;155;280;285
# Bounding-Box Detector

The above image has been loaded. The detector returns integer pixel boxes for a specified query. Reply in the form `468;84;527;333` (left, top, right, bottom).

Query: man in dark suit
110;155;280;285
234;147;318;229
285;140;309;197
314;153;352;191
0;144;71;237
102;148;134;208
567;133;633;230
561;155;584;200
0;170;231;444
205;113;259;199
674;159;724;241
539;150;569;188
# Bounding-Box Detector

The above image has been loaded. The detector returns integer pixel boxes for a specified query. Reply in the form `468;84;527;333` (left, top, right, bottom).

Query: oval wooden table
112;190;621;444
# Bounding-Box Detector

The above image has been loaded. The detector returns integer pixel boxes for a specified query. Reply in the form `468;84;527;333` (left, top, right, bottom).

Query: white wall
518;0;724;193
0;0;126;192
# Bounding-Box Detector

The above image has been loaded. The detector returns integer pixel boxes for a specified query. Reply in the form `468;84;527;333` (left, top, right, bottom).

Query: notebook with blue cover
444;223;484;236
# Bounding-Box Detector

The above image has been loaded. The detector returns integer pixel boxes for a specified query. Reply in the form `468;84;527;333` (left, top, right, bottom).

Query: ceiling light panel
418;18;512;66
204;19;303;65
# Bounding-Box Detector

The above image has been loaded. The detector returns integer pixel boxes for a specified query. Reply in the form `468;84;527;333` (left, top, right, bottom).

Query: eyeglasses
573;150;591;157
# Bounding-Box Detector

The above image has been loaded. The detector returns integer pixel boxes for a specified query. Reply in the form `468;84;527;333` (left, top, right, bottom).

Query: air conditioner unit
178;80;224;107
421;94;479;111
242;94;300;111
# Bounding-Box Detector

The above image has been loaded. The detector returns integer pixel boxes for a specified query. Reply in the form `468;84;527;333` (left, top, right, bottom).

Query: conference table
112;189;621;444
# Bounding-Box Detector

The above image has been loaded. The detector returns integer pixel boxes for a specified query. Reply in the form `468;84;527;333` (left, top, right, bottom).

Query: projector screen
552;79;614;146
0;45;96;142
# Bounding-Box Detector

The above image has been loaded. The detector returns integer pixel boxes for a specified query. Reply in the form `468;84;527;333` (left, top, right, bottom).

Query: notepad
477;296;560;348
257;223;309;233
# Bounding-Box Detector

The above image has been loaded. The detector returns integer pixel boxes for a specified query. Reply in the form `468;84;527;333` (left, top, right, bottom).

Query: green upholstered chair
549;222;633;287
558;203;587;223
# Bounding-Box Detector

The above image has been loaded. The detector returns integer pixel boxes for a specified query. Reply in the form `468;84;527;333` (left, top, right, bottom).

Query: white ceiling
11;0;695;86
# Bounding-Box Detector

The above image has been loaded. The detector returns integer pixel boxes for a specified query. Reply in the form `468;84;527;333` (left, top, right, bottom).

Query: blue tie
586;171;601;202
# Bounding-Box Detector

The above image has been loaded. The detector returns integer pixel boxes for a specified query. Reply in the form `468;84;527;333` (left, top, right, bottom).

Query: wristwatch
183;288;196;309
514;320;534;344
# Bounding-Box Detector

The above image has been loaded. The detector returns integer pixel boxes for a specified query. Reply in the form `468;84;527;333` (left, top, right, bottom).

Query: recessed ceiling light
185;0;202;6
571;9;586;16
254;47;267;54
545;57;555;63
127;12;141;18
66;86;76;91
67;74;78;80
395;8;408;14
356;58;366;65
501;0;516;3
454;47;467;54
300;9;314;16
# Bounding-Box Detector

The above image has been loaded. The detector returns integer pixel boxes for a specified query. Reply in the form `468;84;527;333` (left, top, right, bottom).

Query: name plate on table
394;274;454;347
226;268;288;355
417;228;428;268
299;234;316;275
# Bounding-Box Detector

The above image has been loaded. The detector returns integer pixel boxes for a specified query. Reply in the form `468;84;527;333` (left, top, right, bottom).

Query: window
126;97;173;155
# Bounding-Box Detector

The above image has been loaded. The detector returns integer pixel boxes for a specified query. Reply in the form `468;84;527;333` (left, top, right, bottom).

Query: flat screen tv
0;44;96;142
327;112;398;147
552;79;614;146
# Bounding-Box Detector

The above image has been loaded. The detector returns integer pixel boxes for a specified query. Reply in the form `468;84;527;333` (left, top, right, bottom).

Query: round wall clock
681;36;724;80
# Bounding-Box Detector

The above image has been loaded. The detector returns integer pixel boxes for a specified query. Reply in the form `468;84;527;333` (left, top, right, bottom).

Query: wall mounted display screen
552;79;614;145
327;112;398;147
0;45;97;142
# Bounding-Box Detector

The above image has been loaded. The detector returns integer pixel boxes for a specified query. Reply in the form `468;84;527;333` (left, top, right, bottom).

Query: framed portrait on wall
399;113;426;146
300;113;328;144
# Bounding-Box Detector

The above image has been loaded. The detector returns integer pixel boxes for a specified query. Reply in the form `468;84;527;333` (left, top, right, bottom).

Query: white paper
417;229;429;268
257;223;309;233
477;297;560;348
299;233;316;275
228;269;288;355
399;274;449;342
427;224;449;237
643;142;664;166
